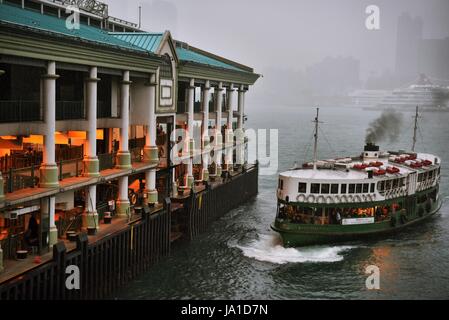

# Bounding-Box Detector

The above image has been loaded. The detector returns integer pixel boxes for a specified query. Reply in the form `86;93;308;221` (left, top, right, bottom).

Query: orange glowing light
22;133;71;145
23;135;44;144
55;133;69;145
0;136;17;140
70;138;85;146
96;129;104;140
67;131;86;139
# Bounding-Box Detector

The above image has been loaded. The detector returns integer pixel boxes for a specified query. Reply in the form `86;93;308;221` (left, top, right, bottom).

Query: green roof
110;32;163;53
176;46;246;72
0;3;146;53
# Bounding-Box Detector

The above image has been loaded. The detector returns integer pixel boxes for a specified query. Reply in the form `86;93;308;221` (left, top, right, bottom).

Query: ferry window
298;183;307;193
349;184;355;194
321;184;330;194
418;173;424;182
331;184;339;194
400;178;405;187
279;179;283;190
363;183;369;193
311;184;320;194
356;184;362;193
370;183;375;193
392;179;398;188
341;184;347;194
429;171;434;180
385;180;392;190
378;181;385;192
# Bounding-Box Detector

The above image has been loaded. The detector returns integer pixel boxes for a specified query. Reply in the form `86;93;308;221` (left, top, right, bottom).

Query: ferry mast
313;107;319;170
412;106;419;152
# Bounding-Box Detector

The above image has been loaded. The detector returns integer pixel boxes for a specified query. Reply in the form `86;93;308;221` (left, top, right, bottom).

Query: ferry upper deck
277;143;441;204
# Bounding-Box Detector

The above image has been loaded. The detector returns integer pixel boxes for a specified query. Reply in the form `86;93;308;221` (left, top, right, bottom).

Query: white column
213;82;223;177
236;85;246;166
119;70;130;157
144;73;158;204
238;85;245;130
83;66;100;230
85;67;99;163
84;185;97;230
145;169;157;204
117;175;129;217
0;70;4;206
144;73;158;160
225;84;235;172
39;61;59;246
185;78;195;187
202;80;211;181
42;196;57;247
116;71;131;216
39;61;59;188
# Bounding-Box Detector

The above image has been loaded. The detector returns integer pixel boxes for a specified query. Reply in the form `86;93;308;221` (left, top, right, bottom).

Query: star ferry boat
271;109;442;247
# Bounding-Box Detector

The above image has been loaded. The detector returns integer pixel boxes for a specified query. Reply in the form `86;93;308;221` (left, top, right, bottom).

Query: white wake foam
232;234;354;264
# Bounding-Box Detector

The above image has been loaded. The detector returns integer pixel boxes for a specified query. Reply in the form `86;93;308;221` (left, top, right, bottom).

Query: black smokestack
365;110;403;144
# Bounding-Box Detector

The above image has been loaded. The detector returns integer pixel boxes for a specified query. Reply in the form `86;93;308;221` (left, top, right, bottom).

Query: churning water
115;106;449;300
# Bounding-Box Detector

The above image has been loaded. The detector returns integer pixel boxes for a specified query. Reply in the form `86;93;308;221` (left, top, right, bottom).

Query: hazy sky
105;0;449;79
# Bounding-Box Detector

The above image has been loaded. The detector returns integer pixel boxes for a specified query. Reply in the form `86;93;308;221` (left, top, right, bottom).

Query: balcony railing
1;158;83;194
56;101;85;120
0;100;41;123
130;147;143;163
98;152;115;171
2;165;39;193
97;101;113;118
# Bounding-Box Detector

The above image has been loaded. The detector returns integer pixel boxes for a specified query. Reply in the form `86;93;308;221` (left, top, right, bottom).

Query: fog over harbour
105;0;449;108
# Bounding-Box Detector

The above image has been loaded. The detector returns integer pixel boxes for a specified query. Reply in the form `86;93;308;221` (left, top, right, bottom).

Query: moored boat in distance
271;108;442;247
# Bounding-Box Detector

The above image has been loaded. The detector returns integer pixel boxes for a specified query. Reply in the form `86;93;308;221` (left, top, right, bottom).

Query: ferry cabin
0;0;259;273
276;145;441;227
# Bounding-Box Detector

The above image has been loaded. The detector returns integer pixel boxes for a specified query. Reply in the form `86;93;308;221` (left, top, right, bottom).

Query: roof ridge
0;3;149;54
109;31;164;35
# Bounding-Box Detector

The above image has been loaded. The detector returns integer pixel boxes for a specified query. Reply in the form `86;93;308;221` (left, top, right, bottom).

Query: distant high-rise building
418;38;449;81
395;12;449;84
395;13;423;82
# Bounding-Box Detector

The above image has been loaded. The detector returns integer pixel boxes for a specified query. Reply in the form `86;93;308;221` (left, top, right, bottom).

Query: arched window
160;54;173;79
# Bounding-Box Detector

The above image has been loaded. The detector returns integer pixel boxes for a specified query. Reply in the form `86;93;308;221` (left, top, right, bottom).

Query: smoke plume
365;110;403;144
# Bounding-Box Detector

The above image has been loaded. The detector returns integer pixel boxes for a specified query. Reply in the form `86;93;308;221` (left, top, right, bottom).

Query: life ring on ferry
326;196;334;204
128;190;138;205
307;195;315;203
317;195;326;204
296;194;306;202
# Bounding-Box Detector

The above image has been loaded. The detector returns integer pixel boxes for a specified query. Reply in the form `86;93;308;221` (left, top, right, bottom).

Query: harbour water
115;106;449;300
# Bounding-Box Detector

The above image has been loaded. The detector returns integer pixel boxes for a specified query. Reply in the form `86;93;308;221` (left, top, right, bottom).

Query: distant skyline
104;0;449;80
